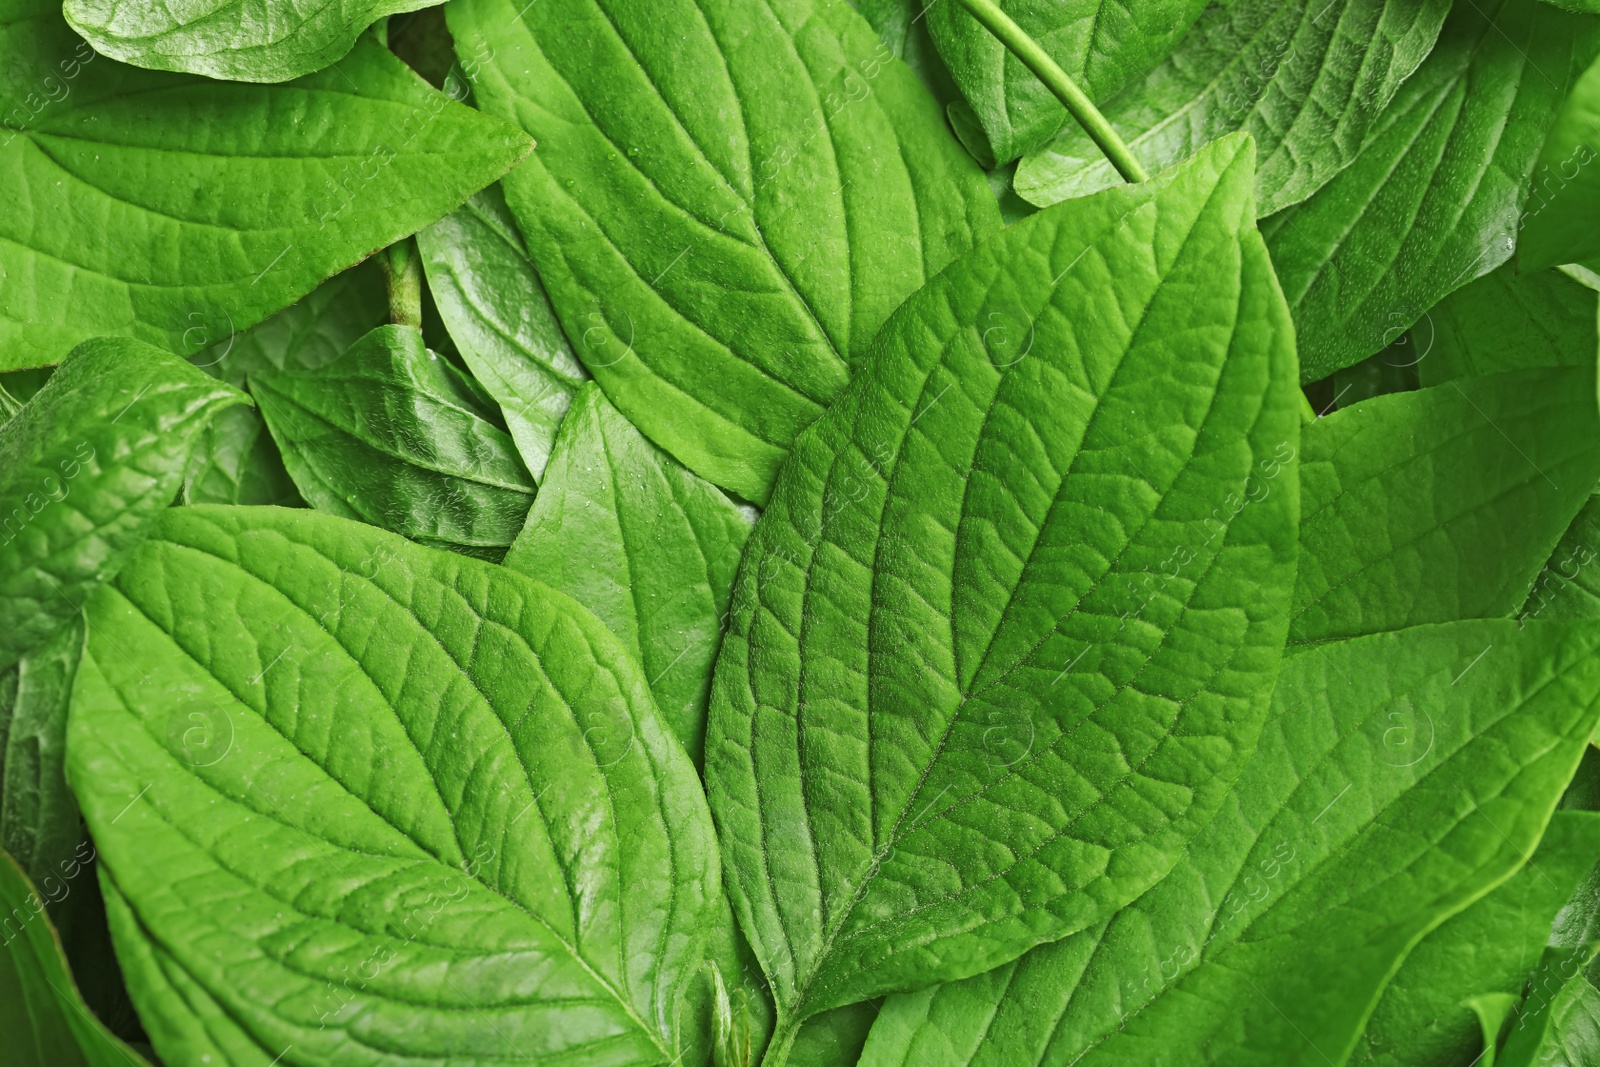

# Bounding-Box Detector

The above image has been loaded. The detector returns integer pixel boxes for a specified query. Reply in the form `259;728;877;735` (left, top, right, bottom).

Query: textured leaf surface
0;850;150;1067
1501;976;1600;1067
1525;496;1600;623
0;621;83;890
856;621;1600;1067
1291;368;1600;645
68;505;727;1067
1415;264;1597;386
417;186;587;481
1518;49;1600;271
253;324;536;559
1351;811;1600;1066
0;0;530;370
1015;0;1449;216
65;0;434;81
926;0;1209;165
1258;0;1591;381
504;384;753;764
448;0;1001;502
707;134;1299;1045
0;337;247;671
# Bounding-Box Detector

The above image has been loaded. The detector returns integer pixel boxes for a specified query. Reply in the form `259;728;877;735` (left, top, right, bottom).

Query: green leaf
447;0;1001;503
503;383;753;765
707;133;1299;1048
1;620;84;891
925;0;1209;165
68;504;727;1066
253;324;536;560
1257;0;1592;381
1291;367;1600;645
0;337;248;671
1415;263;1598;386
64;0;434;81
788;1002;879;1067
856;620;1600;1067
181;405;304;508
1517;48;1600;271
1501;975;1600;1067
1014;0;1450;216
416;186;588;481
1525;496;1600;622
0;0;531;370
0;849;150;1067
1350;811;1600;1066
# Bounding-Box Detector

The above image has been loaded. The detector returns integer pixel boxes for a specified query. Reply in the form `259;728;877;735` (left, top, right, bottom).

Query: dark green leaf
253;324;536;559
1292;367;1600;644
0;620;83;892
1258;0;1592;381
708;134;1299;1048
503;383;753;764
1351;811;1600;1066
0;0;530;370
0;849;149;1067
417;186;588;480
1517;48;1600;271
64;0;435;81
1415;264;1597;386
856;621;1600;1067
925;0;1209;165
447;0;1001;503
1525;496;1600;622
0;337;248;670
1015;0;1450;215
68;504;727;1066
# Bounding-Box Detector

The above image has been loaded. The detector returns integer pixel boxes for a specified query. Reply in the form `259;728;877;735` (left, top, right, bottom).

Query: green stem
380;238;423;329
759;1016;800;1067
951;0;1149;184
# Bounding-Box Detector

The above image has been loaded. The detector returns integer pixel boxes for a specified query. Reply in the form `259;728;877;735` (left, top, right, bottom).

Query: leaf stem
950;0;1149;183
380;238;423;328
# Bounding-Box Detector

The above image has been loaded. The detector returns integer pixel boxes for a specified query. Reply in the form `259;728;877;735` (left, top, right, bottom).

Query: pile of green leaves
6;0;1600;1064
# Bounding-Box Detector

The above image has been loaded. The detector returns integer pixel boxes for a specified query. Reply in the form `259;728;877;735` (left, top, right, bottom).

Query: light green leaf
64;0;434;81
1;620;83;891
925;0;1209;165
503;383;753;765
1291;367;1600;645
1258;0;1592;381
1415;263;1598;386
1351;811;1600;1066
447;0;1001;503
68;504;728;1066
1525;496;1600;622
0;337;248;671
0;849;149;1067
417;186;588;481
1015;0;1449;216
857;620;1600;1067
707;134;1299;1052
0;0;530;370
253;324;536;560
1517;48;1600;271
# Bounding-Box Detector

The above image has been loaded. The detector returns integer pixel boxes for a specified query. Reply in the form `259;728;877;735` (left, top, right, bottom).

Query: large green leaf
1015;0;1449;216
0;0;530;370
925;0;1208;165
1258;0;1592;381
447;0;1001;503
0;337;247;671
253;324;536;559
1415;263;1597;386
68;504;728;1066
1291;367;1600;645
503;383;753;764
1351;811;1600;1066
1517;49;1600;271
0;620;83;891
64;0;433;81
416;186;588;481
707;134;1299;1054
856;620;1600;1067
0;849;149;1067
